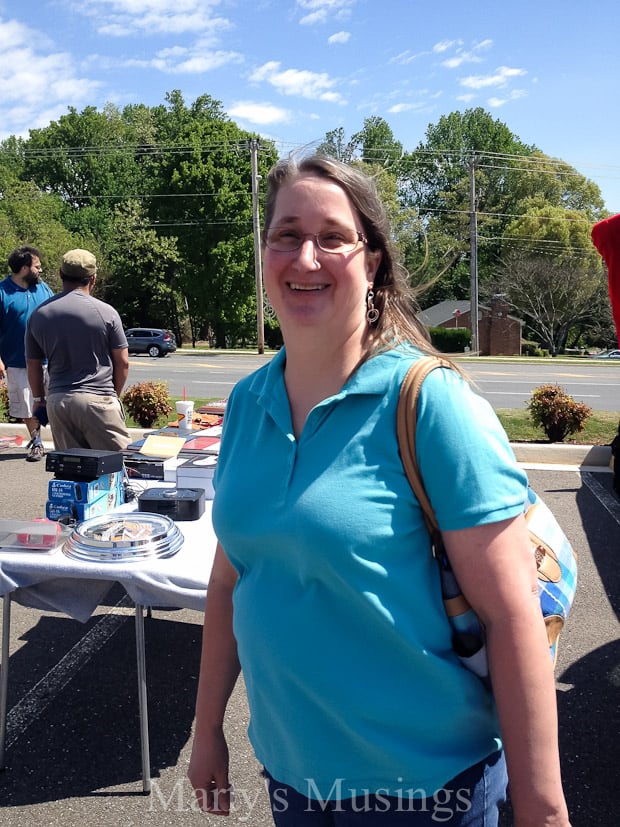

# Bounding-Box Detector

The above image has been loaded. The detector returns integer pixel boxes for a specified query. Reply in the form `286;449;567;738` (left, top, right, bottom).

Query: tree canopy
0;97;612;350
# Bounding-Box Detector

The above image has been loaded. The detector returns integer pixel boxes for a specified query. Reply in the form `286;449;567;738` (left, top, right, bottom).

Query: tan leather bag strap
397;355;454;538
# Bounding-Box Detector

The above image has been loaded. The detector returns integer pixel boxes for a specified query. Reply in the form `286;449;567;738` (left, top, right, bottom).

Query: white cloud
296;0;356;26
487;89;528;107
442;53;482;69
433;39;462;53
126;45;243;74
390;49;427;65
250;60;345;104
72;0;233;38
440;39;493;69
299;10;326;24
328;30;350;44
228;101;291;125
0;18;101;137
460;65;526;89
387;102;426;114
0;17;37;50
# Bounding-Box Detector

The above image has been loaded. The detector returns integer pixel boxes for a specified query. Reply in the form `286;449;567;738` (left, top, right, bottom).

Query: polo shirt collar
247;346;415;433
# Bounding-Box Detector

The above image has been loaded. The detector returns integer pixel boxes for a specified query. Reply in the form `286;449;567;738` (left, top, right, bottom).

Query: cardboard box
176;456;217;499
48;471;123;503
46;486;123;521
196;400;227;416
163;457;187;482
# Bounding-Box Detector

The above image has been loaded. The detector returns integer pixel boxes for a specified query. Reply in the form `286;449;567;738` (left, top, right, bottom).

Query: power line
0;140;611;249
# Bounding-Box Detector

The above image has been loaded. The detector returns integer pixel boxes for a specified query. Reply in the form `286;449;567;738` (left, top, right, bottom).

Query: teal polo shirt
212;347;527;799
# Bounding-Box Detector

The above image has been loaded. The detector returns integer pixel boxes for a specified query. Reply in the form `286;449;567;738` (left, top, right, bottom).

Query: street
0;448;619;825
126;352;620;411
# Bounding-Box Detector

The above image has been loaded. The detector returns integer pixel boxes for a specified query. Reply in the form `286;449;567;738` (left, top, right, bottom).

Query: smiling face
263;173;381;345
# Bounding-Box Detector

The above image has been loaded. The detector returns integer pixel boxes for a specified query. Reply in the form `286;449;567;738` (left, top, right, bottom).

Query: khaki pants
47;391;130;451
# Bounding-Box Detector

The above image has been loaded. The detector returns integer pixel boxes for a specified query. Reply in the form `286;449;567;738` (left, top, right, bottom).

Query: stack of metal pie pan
63;513;184;563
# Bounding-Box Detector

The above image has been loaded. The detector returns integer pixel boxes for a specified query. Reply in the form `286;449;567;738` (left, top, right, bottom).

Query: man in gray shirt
25;249;130;451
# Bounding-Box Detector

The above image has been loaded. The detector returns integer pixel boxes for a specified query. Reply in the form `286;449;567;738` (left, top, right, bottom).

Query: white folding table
0;501;216;793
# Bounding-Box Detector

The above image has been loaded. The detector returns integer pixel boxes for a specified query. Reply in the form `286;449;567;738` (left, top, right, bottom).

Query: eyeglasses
264;227;367;254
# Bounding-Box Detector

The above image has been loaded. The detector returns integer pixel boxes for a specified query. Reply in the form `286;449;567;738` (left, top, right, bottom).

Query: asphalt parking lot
0;439;619;826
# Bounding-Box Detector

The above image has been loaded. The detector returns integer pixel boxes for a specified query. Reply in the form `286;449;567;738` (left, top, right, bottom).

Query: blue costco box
48;471;123;504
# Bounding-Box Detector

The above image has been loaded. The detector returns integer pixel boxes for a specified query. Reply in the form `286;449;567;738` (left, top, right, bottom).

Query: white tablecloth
0;502;216;622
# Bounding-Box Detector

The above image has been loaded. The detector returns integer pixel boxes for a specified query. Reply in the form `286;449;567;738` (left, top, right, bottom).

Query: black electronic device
138;487;205;521
123;453;166;480
46;448;125;481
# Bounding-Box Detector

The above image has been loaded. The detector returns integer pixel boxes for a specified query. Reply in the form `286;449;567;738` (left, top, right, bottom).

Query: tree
318;118;402;167
398;108;607;310
488;252;608;354
489;202;609;353
105;200;182;337
19;103;151;284
499;203;600;269
505;151;605;217
16;91;279;346
350;116;403;167
316;127;357;162
400;107;534;210
146;92;278;346
398;109;536;295
0;158;82;287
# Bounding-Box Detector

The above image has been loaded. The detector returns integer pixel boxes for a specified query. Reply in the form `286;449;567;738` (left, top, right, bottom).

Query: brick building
418;296;522;356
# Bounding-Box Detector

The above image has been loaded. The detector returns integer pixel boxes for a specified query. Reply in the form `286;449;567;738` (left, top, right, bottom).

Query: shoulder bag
397;356;578;679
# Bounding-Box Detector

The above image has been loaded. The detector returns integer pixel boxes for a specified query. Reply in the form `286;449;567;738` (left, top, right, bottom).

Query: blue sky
2;0;619;213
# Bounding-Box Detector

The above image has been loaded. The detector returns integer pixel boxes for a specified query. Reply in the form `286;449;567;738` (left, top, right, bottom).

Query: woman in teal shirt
188;156;571;826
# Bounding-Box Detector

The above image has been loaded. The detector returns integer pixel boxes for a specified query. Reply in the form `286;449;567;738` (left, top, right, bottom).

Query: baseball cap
60;249;97;280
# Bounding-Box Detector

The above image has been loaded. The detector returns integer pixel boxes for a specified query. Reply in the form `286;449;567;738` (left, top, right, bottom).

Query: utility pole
250;139;265;354
469;155;479;355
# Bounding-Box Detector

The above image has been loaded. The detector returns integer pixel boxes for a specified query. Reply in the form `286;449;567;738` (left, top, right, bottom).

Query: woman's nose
294;237;320;267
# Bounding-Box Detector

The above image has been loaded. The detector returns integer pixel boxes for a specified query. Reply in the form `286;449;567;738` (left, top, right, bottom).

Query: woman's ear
366;250;382;280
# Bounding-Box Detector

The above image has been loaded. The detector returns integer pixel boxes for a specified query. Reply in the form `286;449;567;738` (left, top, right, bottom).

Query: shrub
521;341;550;357
122;381;173;428
527;384;592;442
0;380;8;418
429;326;471;353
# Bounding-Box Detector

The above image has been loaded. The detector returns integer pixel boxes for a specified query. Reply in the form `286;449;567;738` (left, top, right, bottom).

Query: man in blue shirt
0;246;53;461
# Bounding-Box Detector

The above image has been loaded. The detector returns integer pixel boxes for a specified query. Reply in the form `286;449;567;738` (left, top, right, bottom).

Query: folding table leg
0;593;11;769
134;603;151;793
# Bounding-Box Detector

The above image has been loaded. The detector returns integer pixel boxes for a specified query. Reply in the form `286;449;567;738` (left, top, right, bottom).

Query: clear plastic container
0;518;71;553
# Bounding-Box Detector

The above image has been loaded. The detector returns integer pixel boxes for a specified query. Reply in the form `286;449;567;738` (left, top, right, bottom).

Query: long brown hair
263;155;446;360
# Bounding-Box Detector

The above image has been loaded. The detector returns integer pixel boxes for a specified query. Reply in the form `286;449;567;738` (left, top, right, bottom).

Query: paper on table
139;434;186;458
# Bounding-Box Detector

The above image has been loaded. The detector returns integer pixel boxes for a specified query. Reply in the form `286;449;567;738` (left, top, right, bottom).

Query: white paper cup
176;401;194;432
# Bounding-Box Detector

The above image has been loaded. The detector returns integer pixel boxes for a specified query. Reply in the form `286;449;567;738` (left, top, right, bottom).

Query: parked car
589;349;620;359
125;328;177;357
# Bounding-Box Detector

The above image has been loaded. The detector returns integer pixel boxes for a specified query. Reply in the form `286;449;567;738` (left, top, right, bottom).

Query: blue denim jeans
264;751;507;826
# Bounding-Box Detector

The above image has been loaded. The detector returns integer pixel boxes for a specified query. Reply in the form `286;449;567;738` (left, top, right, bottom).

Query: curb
0;423;149;452
0;423;612;468
510;442;611;468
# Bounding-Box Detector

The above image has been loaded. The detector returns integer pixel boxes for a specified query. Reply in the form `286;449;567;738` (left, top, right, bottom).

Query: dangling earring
262;288;277;323
366;289;380;324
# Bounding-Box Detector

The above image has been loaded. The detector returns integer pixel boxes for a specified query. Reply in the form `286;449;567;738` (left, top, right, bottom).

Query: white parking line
5;594;134;749
582;472;620;525
192;380;236;385
486;391;601;398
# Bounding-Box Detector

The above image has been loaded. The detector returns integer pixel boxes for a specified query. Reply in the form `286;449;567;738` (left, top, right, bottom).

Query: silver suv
125;328;177;357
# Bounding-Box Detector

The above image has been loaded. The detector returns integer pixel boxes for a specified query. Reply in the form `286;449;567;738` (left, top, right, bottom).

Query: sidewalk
0;423;613;469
